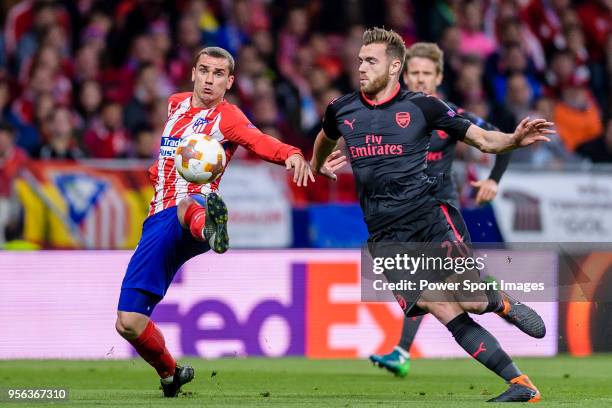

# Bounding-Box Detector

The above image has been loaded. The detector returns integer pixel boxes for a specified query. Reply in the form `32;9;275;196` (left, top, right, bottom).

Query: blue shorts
118;206;209;313
117;288;162;316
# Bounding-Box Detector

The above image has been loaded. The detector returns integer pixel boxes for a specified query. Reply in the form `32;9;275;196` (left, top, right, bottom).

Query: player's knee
177;197;195;227
459;301;488;314
420;301;463;325
115;313;146;339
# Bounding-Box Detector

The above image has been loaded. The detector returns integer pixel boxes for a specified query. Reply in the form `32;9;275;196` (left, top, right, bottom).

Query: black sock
482;288;504;313
398;315;424;351
446;313;521;382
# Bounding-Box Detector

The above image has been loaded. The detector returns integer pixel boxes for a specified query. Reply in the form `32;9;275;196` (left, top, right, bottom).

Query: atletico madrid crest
192;117;210;134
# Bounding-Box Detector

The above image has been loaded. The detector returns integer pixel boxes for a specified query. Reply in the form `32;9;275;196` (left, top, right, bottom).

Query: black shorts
369;199;470;244
368;200;472;317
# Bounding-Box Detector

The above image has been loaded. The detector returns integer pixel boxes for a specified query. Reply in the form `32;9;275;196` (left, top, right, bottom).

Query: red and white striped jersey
148;92;301;216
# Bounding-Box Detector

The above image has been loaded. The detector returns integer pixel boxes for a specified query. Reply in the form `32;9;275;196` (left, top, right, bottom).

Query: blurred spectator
438;25;463;97
553;77;603;151
453;56;486;105
129;124;157;160
12;1;67;71
124;63;172;132
84;101;129;158
0;76;38;155
522;0;569;52
21;45;72;105
234;45;268;111
505;73;534;121
511;97;581;166
577;118;612;163
458;0;497;59
11;64;54;125
39;107;84;160
74;45;101;83
75;80;103;130
150;97;169;137
306;88;342;140
277;7;311;88
0;121;28;246
31;91;55;142
577;0;612;63
385;0;417;46
213;0;264;56
546;49;577;95
251;93;306;152
606;35;612;118
486;43;542;105
492;14;546;72
168;15;202;89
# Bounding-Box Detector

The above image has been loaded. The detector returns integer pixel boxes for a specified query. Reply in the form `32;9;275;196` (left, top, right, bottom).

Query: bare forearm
311;130;337;172
465;125;516;154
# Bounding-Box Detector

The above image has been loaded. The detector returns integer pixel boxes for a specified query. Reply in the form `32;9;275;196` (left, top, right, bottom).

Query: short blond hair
405;42;444;74
362;27;406;65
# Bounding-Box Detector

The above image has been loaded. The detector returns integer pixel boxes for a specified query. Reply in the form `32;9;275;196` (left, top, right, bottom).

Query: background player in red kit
114;47;329;398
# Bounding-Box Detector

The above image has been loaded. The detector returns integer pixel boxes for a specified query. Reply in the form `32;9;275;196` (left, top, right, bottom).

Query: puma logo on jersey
344;118;356;130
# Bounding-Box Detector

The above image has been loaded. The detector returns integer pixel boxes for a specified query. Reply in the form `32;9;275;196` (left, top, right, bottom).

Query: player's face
358;43;398;95
403;57;442;95
191;54;234;107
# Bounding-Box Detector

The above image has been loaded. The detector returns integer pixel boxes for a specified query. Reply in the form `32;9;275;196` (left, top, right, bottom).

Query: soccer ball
175;134;227;184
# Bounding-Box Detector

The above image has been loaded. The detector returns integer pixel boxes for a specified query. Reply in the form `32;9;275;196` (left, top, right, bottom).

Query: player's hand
315;150;348;181
471;178;498;205
513;117;555;147
286;153;315;187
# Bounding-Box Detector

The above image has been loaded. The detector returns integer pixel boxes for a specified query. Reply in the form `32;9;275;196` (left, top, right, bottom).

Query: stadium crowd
0;0;611;168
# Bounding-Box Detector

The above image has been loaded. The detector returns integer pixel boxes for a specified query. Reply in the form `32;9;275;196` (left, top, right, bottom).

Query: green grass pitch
0;355;610;407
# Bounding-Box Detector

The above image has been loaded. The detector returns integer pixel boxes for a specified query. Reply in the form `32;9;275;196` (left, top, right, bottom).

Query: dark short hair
0;121;16;137
362;27;406;66
193;47;235;74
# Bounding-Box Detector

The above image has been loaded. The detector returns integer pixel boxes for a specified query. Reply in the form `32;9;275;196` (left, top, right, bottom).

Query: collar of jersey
190;96;225;111
360;82;401;108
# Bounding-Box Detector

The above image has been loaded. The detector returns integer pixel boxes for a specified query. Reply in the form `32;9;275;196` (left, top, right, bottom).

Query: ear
389;58;402;77
226;75;234;90
191;67;195;82
435;72;443;87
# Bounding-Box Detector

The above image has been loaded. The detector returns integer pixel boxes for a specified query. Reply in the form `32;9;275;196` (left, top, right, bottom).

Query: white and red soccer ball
174;134;227;184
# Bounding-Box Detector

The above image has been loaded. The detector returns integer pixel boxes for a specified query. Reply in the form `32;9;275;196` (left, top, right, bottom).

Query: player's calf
178;193;229;253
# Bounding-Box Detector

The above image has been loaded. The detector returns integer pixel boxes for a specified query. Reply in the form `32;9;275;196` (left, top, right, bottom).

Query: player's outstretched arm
220;105;315;186
463;117;555;154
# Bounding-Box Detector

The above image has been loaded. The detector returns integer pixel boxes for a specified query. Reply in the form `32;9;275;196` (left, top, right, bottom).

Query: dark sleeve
450;103;499;132
446;103;512;182
413;95;472;141
488;152;512;182
322;101;342;140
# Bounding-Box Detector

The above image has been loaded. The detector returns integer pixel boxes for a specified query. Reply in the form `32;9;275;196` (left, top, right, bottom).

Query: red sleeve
220;104;302;165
